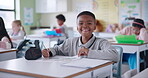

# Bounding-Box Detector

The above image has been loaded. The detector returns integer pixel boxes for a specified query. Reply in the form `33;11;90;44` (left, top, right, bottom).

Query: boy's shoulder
95;37;108;42
66;37;79;41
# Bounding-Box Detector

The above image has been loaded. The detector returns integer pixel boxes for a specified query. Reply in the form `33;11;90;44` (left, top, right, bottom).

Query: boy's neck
81;35;93;44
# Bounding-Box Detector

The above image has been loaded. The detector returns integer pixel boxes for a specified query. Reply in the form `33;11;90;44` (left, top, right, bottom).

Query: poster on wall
142;0;148;28
24;7;33;25
119;0;141;24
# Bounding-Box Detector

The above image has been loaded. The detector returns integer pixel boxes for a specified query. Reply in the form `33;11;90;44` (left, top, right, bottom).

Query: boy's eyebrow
79;20;94;22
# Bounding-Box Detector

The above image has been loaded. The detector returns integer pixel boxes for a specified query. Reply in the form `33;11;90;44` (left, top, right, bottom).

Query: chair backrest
112;45;123;78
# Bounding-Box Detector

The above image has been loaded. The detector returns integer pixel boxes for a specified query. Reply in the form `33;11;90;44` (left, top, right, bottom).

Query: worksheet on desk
62;58;110;69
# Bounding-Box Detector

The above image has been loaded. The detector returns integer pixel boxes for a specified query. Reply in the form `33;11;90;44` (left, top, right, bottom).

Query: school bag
25;40;42;60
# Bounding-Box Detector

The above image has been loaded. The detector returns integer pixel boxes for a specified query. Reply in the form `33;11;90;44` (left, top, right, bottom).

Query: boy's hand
78;47;89;57
42;48;50;58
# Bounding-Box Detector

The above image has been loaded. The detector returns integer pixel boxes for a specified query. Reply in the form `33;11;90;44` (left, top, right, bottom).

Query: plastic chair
112;46;123;78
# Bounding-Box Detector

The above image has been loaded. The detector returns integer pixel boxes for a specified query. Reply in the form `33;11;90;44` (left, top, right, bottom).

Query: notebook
62;58;110;69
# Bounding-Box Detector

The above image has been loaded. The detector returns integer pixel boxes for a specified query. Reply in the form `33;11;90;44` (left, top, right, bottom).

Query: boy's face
57;19;64;26
77;15;96;37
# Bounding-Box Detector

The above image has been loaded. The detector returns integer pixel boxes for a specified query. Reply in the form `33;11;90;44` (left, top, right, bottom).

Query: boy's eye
88;23;92;25
79;23;83;25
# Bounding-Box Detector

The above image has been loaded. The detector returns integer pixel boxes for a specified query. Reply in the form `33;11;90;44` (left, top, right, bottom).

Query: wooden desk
132;68;148;78
112;42;148;72
0;49;17;61
0;56;113;78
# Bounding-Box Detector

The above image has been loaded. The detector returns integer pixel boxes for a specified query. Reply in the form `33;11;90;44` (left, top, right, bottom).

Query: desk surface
0;49;17;54
0;56;113;78
27;34;66;38
111;42;148;46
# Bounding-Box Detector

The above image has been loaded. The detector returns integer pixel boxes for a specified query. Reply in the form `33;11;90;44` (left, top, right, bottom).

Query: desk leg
91;71;93;78
49;38;50;48
137;48;140;73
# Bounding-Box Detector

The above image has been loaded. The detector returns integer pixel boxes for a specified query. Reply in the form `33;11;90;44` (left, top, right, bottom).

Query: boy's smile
77;15;96;37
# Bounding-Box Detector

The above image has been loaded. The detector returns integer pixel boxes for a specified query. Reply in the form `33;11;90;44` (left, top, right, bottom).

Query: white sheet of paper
62;58;110;68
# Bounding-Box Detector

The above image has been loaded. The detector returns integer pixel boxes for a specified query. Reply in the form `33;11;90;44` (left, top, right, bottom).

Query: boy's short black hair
56;14;66;22
77;11;96;20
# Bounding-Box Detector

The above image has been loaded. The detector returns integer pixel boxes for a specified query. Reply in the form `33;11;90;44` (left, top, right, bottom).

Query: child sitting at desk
0;17;13;49
117;18;148;70
56;14;68;38
56;14;68;45
42;11;118;62
9;20;26;47
9;20;26;40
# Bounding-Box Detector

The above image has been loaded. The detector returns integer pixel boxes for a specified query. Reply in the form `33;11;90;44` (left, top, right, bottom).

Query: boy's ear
94;20;97;30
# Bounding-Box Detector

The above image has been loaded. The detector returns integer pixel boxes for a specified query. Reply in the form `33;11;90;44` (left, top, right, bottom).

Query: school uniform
9;30;25;48
9;30;25;40
118;26;148;69
50;35;118;62
59;24;68;38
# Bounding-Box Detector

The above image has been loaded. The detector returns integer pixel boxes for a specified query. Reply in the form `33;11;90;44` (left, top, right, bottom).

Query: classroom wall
40;0;118;31
19;0;40;34
94;0;118;30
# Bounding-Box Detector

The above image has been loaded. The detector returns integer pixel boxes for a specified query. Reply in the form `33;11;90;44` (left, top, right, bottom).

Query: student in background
56;14;68;38
9;20;26;40
106;23;120;33
42;11;118;62
94;19;103;32
118;18;148;70
0;17;13;49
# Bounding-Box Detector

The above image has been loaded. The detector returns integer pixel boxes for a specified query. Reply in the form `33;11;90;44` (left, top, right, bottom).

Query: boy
42;11;118;61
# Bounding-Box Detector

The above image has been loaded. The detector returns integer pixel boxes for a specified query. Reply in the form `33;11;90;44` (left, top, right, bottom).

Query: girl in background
0;17;13;49
118;18;148;70
9;20;26;40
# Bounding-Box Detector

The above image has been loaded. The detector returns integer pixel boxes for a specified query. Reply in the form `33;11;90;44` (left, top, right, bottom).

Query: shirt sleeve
1;37;11;49
49;39;70;56
139;28;148;43
87;39;118;62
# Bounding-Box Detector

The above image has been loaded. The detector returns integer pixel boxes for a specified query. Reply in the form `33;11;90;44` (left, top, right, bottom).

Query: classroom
0;0;148;78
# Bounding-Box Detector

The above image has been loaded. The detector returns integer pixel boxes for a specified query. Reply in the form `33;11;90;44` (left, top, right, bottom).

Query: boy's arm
87;40;118;62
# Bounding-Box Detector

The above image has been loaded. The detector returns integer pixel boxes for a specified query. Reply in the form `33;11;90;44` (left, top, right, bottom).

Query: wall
19;0;40;34
40;0;118;31
94;0;119;30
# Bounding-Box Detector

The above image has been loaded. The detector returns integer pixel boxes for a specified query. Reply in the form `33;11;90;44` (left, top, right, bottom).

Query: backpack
25;40;42;60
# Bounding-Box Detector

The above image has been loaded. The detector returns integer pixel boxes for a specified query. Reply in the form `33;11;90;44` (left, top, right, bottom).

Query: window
0;0;15;29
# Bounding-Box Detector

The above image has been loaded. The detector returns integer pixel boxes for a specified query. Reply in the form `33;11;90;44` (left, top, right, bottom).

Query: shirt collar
78;34;96;48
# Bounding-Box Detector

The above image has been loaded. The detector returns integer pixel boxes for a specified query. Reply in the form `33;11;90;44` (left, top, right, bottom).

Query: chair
112;46;123;78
